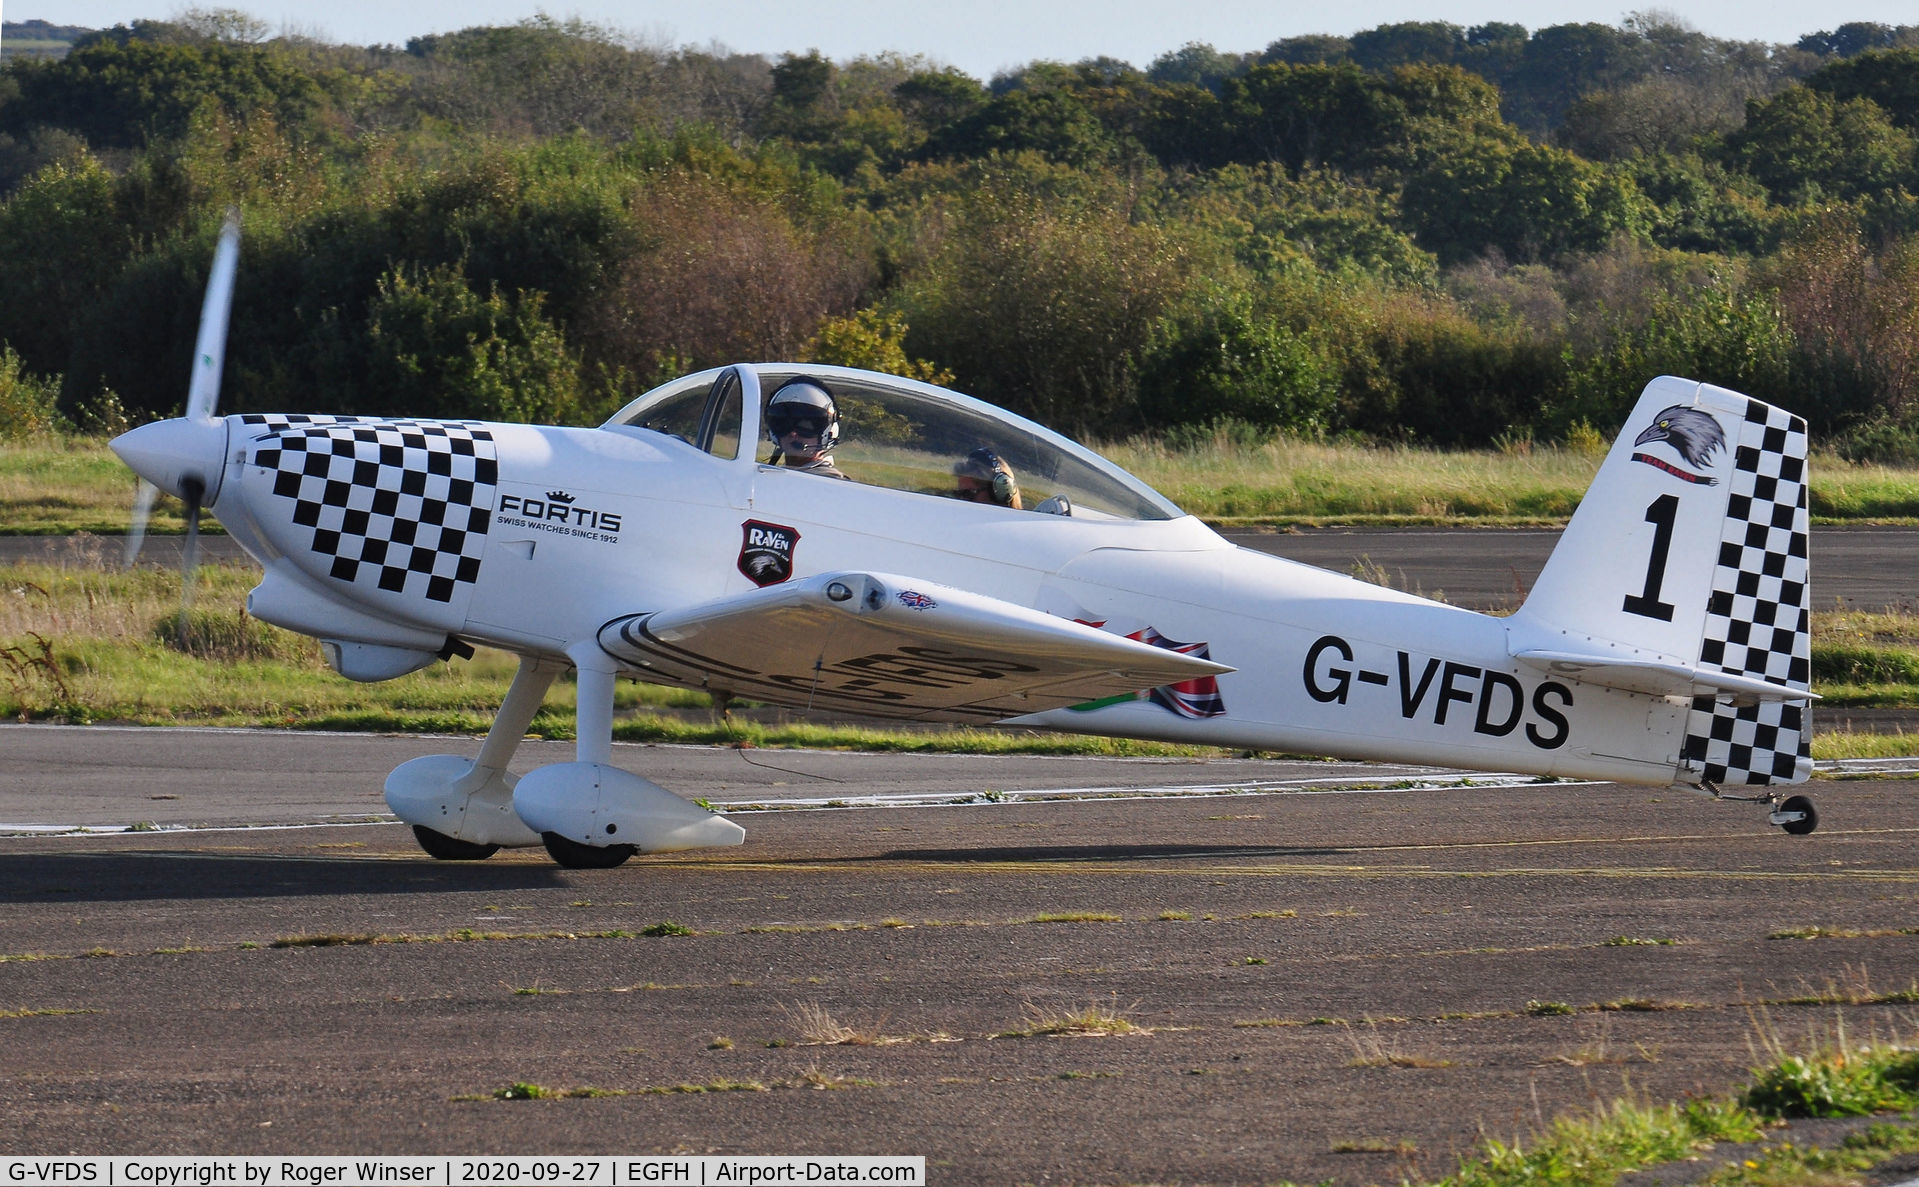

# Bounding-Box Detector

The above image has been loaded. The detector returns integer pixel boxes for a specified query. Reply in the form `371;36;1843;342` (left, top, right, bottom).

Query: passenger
764;378;851;480
954;447;1021;509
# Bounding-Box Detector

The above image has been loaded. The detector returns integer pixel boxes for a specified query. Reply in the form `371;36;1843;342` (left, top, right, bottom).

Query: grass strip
1441;1098;1765;1187
1431;1027;1919;1187
1698;1119;1919;1187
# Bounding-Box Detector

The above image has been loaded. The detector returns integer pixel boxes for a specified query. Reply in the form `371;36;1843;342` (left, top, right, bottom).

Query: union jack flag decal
1130;626;1228;718
1067;621;1227;718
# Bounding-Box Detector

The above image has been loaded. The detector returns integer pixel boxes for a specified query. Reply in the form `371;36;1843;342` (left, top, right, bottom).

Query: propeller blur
123;207;241;635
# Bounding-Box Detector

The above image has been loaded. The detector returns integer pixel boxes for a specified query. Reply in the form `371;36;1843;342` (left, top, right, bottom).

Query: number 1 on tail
1622;494;1678;622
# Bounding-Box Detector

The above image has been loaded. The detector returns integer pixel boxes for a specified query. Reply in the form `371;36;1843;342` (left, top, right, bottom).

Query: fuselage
185;412;1686;789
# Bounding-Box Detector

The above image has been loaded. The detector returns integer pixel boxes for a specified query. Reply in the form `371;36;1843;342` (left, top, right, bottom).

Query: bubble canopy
604;364;1185;522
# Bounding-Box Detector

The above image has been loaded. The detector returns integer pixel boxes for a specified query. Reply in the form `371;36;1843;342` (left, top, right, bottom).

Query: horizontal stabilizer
598;572;1232;722
1512;648;1818;703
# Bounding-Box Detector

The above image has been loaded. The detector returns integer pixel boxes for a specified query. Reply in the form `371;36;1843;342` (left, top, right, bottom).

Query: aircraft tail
1508;377;1812;788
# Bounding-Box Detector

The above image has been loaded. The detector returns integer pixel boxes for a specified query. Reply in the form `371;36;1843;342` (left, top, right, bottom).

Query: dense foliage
5;9;1919;449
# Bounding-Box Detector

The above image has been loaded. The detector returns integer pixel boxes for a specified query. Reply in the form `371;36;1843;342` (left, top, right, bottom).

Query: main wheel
541;831;636;869
411;825;499;861
1778;794;1819;836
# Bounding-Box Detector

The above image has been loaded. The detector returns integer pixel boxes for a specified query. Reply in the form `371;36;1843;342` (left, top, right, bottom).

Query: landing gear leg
1697;781;1819;835
1772;794;1818;835
534;648;636;870
386;654;563;858
510;646;745;864
572;650;615;768
476;656;564;772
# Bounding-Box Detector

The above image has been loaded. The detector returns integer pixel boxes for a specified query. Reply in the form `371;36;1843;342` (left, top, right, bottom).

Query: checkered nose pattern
1681;399;1812;786
240;415;497;605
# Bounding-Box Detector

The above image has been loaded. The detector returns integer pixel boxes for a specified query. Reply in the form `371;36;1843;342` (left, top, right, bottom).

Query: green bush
0;345;64;439
1334;291;1566;445
802;308;952;385
1742;1050;1915;1118
1722;87;1919;206
365;262;592;425
0;158;135;394
1137;293;1338;433
1401;139;1652;266
897;161;1196;434
1551;282;1798;435
1835;419;1919;464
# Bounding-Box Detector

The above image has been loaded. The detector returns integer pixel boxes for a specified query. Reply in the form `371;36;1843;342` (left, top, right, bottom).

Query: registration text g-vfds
7;1164;97;1184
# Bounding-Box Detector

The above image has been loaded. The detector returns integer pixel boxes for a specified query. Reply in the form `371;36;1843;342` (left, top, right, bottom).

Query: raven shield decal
739;520;799;586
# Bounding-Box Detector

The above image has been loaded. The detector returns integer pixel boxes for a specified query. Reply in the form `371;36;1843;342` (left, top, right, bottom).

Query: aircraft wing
597;571;1233;722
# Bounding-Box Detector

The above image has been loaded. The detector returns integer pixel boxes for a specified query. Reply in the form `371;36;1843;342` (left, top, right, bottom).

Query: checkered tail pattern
1679;399;1811;787
241;415;497;605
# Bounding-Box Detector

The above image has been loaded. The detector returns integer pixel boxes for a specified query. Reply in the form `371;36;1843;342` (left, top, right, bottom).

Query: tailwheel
1772;794;1819;836
541;831;636;869
411;826;500;861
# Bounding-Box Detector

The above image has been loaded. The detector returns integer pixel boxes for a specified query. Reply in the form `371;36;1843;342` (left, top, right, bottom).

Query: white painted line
0;775;1592;834
8;733;1911;837
711;773;1607;812
1817;757;1919;776
0;819;395;839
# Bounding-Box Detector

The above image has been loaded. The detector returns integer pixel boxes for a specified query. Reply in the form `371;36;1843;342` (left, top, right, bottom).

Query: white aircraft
112;214;1819;867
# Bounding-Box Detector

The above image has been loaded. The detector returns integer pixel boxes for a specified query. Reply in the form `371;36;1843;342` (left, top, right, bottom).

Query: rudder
1680;395;1812;787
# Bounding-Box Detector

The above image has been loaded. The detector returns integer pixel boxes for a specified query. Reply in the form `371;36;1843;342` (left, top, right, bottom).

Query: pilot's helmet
764;379;840;449
956;447;1020;507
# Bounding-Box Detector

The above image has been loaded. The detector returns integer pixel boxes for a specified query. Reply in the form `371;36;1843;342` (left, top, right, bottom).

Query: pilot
954;447;1021;509
764;378;850;480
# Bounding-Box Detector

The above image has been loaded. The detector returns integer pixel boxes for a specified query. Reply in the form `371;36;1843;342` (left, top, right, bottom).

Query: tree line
4;9;1919;455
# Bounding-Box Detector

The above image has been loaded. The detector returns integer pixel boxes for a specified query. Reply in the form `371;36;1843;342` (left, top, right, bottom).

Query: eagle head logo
1633;406;1725;470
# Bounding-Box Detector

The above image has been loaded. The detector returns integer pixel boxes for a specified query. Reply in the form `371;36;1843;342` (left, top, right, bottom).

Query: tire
541;831;636;869
411;825;499;861
1779;794;1818;836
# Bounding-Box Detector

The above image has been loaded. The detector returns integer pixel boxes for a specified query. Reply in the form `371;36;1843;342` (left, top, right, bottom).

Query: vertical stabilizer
1510;377;1812;787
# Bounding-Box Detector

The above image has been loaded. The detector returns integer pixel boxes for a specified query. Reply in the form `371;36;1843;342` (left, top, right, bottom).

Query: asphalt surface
15;526;1919;612
4;726;1918;1182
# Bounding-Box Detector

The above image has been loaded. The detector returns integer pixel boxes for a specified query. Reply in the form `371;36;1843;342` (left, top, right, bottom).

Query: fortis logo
498;490;622;534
